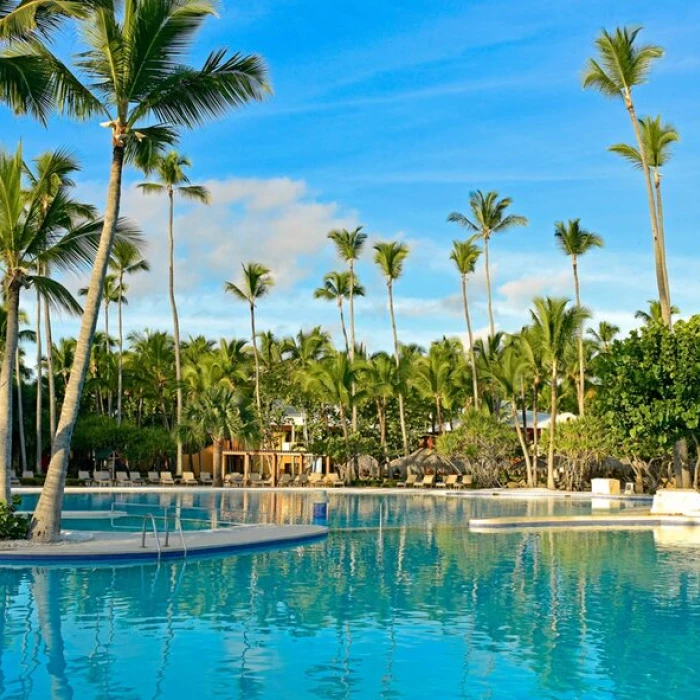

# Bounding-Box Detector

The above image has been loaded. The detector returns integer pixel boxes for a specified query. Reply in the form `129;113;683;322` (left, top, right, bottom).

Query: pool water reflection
2;493;698;699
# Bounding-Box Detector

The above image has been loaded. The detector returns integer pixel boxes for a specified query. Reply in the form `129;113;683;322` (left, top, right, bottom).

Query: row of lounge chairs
397;473;473;489
223;472;345;488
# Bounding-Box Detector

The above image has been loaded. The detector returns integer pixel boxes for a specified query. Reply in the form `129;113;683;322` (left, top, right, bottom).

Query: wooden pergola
222;449;331;487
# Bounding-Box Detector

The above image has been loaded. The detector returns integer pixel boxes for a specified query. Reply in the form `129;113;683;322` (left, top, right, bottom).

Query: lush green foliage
0;495;29;539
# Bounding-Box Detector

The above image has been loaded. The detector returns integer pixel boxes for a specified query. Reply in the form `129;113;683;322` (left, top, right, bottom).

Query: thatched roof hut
389;448;462;478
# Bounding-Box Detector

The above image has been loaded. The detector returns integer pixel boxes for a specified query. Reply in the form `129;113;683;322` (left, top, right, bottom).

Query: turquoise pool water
2;492;698;699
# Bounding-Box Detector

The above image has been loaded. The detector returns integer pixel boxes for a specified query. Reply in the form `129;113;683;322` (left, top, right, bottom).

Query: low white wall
591;478;620;495
651;489;700;515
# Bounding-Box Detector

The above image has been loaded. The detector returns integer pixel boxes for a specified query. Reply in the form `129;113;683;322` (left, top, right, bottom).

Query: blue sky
4;0;700;352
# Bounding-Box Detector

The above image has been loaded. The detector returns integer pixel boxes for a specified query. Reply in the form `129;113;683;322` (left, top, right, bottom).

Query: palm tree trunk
250;303;261;416
349;259;358;433
483;235;495;337
653;167;672;322
168;189;184;476
338;298;350;353
461;274;479;408
532;381;539;483
572;257;585;417
512;400;533;486
547;366;558;490
338;401;350;459
15;348;27;475
212;438;222;487
44;298;57;448
387;282;409;456
0;281;21;501
377;398;388;464
625;95;671;327
30;143;126;542
117;272;124;426
105;301;111;416
35;289;43;473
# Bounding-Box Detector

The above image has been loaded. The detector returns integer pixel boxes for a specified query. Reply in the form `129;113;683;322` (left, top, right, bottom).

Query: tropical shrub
0;496;30;540
437;411;518;487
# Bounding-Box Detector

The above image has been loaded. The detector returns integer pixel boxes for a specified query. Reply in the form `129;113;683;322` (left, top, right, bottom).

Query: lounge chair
624;482;636;495
129;471;144;485
248;473;262;487
147;471;160;485
324;473;344;487
115;471;132;486
160;471;176;486
277;474;292;487
437;474;459;489
93;470;112;486
459;474;473;489
417;474;436;489
293;473;309;487
199;471;213;485
398;473;418;488
308;473;325;488
259;474;273;487
21;470;35;480
224;473;243;487
181;471;199;486
78;470;92;486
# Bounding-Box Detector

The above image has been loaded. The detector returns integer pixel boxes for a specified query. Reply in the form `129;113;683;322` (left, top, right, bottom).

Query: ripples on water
2;493;699;699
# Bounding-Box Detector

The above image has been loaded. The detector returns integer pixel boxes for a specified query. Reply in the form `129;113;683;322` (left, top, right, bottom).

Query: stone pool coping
0;524;328;564
469;513;700;531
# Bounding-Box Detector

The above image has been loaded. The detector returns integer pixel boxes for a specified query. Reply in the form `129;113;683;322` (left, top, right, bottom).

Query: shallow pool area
2;492;699;698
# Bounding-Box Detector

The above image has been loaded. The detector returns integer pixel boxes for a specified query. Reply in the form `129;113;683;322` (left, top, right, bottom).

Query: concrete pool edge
469;513;700;531
0;524;328;564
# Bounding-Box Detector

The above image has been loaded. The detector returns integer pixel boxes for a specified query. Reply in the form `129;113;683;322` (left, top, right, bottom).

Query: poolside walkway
0;523;328;564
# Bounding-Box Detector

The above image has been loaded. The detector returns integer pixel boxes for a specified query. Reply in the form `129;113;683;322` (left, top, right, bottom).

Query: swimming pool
2;492;698;699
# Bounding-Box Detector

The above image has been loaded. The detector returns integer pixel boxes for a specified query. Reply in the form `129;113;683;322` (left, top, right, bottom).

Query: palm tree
583;26;671;326
482;347;534;487
587;321;620;353
327;226;367;431
137;151;209;473
412;344;452;431
363;351;397;464
635;299;679;327
31;0;268;542
183;386;256;487
450;236;481;408
109;240;149;425
313;271;365;353
517;325;545;468
554;219;603;416
224;263;274;418
448;191;528;337
609;115;679;302
529;297;588;489
0;145;92;501
373;241;410;456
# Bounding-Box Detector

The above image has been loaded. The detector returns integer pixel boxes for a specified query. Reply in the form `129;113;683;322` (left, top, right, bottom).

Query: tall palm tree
363;351;397;464
31;0;268;542
635;299;679;327
412;344;452;431
0;145;94;501
554;219;603;416
587;321;620;353
137;151;209;473
609;115;679;302
373;241;410;456
529;297;588;489
313;271;364;353
449;236;481;408
517;325;545;467
109;239;149;425
327;226;367;432
448;191;528;337
482;347;534;487
583;26;670;326
224;262;274;418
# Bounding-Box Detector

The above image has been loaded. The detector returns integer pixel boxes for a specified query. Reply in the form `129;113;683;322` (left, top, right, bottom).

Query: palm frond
30;274;82;314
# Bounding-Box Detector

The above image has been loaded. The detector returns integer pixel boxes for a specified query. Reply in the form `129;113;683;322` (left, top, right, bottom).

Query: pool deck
0;523;328;564
14;485;651;502
469;513;700;531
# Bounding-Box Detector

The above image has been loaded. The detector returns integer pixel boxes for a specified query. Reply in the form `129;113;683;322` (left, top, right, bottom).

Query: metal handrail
174;515;187;558
140;513;161;559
